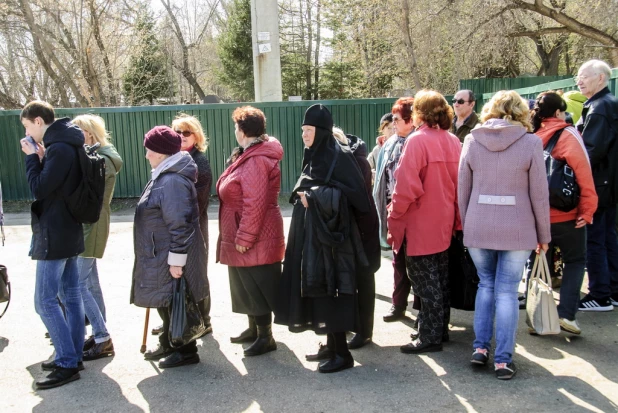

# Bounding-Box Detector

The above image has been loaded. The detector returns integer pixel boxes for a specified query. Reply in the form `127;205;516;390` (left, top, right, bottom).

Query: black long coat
26;118;85;260
189;148;212;244
130;153;209;308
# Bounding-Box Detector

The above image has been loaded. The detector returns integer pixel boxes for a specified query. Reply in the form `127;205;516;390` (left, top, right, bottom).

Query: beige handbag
525;251;560;335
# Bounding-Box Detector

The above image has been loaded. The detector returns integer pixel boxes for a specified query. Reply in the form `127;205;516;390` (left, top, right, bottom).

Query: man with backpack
20;100;86;390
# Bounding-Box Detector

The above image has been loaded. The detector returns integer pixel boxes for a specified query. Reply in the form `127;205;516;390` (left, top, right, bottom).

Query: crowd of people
12;58;618;389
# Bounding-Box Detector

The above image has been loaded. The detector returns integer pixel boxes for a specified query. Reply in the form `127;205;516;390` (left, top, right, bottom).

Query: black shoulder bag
544;128;580;212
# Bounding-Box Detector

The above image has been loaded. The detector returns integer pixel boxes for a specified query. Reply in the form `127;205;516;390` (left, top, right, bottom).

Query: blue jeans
586;206;618;299
468;248;531;364
78;257;109;342
84;258;106;321
34;257;84;368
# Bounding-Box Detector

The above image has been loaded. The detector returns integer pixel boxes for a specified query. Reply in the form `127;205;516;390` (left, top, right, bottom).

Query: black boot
305;343;335;361
35;367;80;390
243;324;277;357
306;333;335;361
318;354;354;373
383;305;406;322
347;333;371;349
319;332;354;373
230;316;257;344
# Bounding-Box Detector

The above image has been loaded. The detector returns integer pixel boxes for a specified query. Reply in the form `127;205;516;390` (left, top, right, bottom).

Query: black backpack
64;144;106;224
544;128;580;212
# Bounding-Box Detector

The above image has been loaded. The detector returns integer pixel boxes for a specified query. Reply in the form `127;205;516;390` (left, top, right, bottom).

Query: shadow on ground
27;356;142;412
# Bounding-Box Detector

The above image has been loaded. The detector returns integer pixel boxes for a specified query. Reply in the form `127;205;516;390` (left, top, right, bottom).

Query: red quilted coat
216;136;285;267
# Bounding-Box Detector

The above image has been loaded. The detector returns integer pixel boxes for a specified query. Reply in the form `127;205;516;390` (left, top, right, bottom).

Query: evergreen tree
123;14;172;105
216;0;254;102
319;60;364;100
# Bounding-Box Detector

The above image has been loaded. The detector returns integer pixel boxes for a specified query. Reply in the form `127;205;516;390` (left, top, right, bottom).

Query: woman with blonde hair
458;90;551;379
150;114;214;339
69;114;123;361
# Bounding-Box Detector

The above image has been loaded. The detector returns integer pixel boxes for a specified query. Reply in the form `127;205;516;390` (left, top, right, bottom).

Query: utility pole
250;0;283;102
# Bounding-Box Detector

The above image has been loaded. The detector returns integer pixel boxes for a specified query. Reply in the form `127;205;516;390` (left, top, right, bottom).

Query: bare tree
508;0;618;66
400;0;422;91
160;0;220;102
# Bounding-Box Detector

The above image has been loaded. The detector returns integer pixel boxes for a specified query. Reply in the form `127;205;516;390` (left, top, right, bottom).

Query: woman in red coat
216;106;285;357
387;90;462;354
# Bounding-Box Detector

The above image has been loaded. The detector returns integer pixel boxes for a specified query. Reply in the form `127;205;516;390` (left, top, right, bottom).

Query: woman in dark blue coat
130;126;209;369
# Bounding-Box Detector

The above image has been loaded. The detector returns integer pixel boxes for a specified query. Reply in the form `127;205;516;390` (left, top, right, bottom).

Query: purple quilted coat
216;137;285;267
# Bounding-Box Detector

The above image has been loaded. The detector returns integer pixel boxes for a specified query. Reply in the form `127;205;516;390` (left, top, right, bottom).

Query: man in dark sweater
20;100;85;390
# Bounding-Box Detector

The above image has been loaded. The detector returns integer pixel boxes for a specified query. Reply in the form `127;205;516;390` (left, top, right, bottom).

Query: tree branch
511;0;618;47
189;0;221;48
508;27;570;37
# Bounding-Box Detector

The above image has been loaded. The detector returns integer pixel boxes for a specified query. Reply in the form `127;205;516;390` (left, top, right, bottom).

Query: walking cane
140;308;150;353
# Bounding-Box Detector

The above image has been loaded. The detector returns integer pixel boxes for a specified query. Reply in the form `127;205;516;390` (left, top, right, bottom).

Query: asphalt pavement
0;209;617;412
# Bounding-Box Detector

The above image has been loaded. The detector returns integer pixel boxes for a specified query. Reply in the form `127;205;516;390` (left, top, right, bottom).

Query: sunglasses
175;130;193;137
452;99;470;105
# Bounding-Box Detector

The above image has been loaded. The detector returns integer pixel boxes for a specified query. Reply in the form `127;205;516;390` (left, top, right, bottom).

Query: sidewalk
0;217;617;412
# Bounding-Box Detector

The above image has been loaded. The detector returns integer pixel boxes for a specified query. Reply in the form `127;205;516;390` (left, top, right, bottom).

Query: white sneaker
559;318;581;335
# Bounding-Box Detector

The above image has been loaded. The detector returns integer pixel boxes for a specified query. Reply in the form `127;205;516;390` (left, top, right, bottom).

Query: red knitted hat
144;126;181;155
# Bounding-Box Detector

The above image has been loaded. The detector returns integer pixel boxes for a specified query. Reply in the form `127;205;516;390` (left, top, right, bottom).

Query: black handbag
168;277;206;348
544;128;580;212
448;235;479;311
0;265;11;319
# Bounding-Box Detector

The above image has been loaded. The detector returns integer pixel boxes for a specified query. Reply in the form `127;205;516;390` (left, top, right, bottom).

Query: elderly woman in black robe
275;104;371;373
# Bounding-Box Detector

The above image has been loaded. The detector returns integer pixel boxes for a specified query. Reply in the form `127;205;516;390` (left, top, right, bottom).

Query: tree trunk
89;0;116;106
161;0;207;102
38;7;102;106
313;0;321;100
18;0;72;107
531;35;566;76
305;0;313;101
0;72;22;108
400;0;422;92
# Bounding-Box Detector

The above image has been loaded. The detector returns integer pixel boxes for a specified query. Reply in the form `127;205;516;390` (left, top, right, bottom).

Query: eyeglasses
452;99;471;105
175;130;193;137
392;116;403;124
573;75;590;83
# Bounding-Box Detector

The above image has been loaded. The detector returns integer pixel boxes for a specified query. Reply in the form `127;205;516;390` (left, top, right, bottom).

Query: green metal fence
478;69;618;111
1;98;422;201
459;75;572;112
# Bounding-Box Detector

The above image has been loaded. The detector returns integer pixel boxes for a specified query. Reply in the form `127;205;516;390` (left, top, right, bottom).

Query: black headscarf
292;106;369;213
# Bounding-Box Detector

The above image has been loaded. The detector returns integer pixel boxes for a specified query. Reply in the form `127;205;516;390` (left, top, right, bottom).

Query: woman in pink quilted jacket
216;106;285;357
